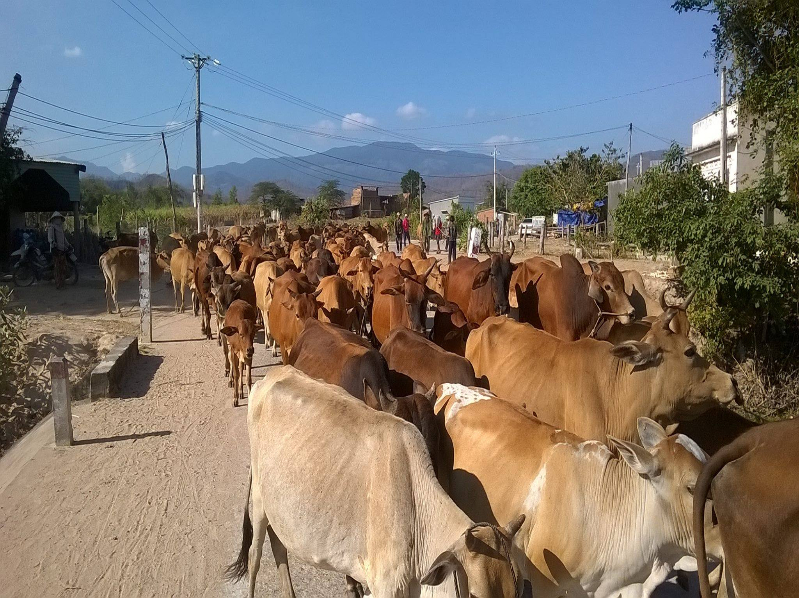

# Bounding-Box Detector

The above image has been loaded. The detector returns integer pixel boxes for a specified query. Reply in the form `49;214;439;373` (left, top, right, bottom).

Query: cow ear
610;341;661;366
220;326;237;337
637;417;668;451
472;269;491;289
281;299;294;310
381;284;404;296
588;277;604;303
426;291;445;306
346;269;358;277
588;260;600;274
676;435;709;464
608;436;660;478
363;380;381;410
372;260;383;271
451;309;468;329
421;550;468;598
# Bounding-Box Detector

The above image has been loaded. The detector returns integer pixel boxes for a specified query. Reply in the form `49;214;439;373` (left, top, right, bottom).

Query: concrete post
139;227;152;343
539;226;545;254
49;357;73;446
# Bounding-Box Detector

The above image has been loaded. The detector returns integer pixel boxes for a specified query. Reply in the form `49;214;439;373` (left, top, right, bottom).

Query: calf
162;247;196;313
219;299;258;407
694;419;799;598
100;246;165;314
226;367;526;598
194;250;222;339
380;326;476;395
437;388;719;598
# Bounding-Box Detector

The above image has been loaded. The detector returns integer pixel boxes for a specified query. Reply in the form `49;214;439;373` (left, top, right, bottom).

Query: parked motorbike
11;237;79;287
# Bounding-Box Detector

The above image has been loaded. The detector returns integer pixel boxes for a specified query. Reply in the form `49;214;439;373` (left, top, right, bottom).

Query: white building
427;195;477;222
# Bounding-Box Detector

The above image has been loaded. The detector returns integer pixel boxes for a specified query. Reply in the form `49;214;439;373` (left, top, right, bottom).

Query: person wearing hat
401;213;410;247
394;214;404;251
446;214;458;264
421;211;432;253
47;211;68;288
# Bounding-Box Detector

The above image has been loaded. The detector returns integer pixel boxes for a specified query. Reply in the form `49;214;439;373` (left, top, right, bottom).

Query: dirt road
0;303;342;597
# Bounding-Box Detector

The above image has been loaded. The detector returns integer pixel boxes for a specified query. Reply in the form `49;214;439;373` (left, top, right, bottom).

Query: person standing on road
402;213;410;247
394;214;403;251
446;214;458;264
434;215;442;253
422;211;432;253
47;211;68;289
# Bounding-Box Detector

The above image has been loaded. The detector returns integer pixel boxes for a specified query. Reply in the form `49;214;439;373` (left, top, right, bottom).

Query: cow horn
423;260;437;280
311;288;323;298
659;289;668;311
506;239;515;260
661;307;678;330
425;383;437;403
481;237;494;257
679;289;696;311
505;514;525;538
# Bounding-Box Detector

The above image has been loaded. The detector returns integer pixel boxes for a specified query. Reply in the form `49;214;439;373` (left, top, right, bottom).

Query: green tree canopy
479;180;510;211
0;129;29;211
544;143;624;210
509;165;558;218
211;190;224;205
249;181;300;216
673;0;799;216
317;179;346;206
228;185;238;204
400;169;425;200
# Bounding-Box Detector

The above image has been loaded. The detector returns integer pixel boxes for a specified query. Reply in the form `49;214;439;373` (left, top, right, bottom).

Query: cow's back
372;265;405;344
101;246;138;281
254;260;283;314
171;247;195;283
315;275;355;328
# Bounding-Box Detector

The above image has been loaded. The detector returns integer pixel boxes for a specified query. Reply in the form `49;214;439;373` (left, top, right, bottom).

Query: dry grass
733;354;799;421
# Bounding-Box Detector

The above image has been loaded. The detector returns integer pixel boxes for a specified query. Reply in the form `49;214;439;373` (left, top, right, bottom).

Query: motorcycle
11;237;79;287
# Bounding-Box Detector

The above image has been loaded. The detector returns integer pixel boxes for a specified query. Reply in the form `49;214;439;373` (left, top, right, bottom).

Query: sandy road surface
0;303;343;597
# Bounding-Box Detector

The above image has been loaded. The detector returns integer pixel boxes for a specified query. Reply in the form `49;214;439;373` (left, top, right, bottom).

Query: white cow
227;366;527;598
435;385;723;598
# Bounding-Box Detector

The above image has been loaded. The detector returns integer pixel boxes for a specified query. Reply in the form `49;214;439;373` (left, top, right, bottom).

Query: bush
615;145;799;360
0;286;28;399
300;197;332;225
449;203;483;251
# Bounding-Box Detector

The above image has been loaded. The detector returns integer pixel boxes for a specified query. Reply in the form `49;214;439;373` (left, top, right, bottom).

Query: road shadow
73;430;172;446
152;337;205;344
117;354;164;399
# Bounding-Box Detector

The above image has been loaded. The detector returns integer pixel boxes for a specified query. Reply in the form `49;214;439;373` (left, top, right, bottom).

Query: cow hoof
228;379;233;388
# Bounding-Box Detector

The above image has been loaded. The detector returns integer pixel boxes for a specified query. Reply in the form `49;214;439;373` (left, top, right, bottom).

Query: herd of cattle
95;222;797;598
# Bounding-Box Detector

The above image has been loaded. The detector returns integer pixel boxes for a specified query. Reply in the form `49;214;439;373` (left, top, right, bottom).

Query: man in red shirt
401;214;410;247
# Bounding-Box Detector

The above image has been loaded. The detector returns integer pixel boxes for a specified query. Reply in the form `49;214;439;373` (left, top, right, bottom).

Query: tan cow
435;386;718;598
100;246;166;314
267;270;320;363
412;257;445;296
226;366;527;598
253;260;284;353
162;247;196;313
466;314;740;443
314;275;357;330
401;243;426;262
219;299;259;407
213;245;236;274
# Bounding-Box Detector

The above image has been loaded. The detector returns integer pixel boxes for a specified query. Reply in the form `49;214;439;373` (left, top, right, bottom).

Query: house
1;159;86;263
688;101;785;224
331;186;398;219
427;195;477;222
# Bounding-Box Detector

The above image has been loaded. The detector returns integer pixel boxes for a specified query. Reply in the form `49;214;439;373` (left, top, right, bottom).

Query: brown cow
511;255;634;341
161;247;195;313
253;260;284;353
401;243;426;262
267;270;320;364
211;271;256;348
213;245;237;274
304;248;337;285
288;318;440;474
444;242;516;326
372;260;443;344
694;419;799;598
466;314;741;443
606;289;695;344
379;327;476;396
376;250;401;269
100;246;166;314
219;299;259;407
412;257;445;296
194;250;221;339
315;275;357;330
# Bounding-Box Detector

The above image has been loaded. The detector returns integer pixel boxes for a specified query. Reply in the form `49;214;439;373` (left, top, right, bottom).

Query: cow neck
574;454;687;592
410;452;473;582
572;274;601;339
604;357;659;443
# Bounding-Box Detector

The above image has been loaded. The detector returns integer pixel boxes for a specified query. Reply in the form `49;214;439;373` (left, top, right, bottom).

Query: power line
11;107;191;139
109;0;184;56
143;0;203;54
634;125;678;146
123;0;193;55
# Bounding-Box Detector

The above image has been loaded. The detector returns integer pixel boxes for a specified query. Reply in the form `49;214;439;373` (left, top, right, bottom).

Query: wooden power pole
0;73;22;136
161;132;177;233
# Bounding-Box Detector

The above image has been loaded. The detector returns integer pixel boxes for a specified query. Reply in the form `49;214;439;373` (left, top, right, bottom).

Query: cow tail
225;468;253;582
694;440;749;598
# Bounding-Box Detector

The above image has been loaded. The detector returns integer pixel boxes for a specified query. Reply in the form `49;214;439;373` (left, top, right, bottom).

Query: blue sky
1;1;720;174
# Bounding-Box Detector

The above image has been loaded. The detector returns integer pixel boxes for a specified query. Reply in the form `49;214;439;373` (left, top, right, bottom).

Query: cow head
381;261;443;334
473;240;516;316
609;308;741;420
212;280;241;321
221;317;258;363
282;288;322;323
421;514;527;598
608;418;720;562
346;257;378;304
657;289;695;336
587;260;635;324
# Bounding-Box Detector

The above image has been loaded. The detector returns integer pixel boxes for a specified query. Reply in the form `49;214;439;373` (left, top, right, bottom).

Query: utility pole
720;67;728;188
0;73;22;137
161;132;177;233
493;146;497;219
419;173;423;231
625;123;633;189
183;54;213;233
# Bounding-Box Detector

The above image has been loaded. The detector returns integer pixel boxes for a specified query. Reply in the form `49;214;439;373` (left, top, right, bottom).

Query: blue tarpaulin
557;210;580;227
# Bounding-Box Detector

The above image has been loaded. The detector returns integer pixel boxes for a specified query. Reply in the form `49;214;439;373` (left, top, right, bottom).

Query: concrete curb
90;336;138;400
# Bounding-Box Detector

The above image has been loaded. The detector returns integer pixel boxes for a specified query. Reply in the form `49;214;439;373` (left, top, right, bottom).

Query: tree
211;190;224;205
80;176;112;215
249;181;300;217
228;185;238;204
673;0;799;216
544;143;624;209
317;179;346;206
400;169;426;200
509;165;558;218
0;129;29;212
479;180;510;211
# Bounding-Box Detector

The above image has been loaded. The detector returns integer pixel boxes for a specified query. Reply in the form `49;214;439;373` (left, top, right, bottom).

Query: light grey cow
226;366;527;598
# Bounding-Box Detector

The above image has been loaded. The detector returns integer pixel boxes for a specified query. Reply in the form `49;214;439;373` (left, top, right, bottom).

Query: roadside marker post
49;357;73;446
139;227;152;343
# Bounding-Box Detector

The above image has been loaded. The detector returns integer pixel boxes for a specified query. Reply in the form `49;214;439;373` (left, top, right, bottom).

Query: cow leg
104;275;112;313
192;292;199;317
222;335;230;380
231;354;240;406
266;525;296;598
173;279;180;313
112;280;121;315
345;576;364;598
216;312;223;347
247;485;271;598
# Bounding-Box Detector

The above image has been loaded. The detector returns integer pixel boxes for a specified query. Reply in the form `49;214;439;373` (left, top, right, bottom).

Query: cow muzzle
618;309;635;325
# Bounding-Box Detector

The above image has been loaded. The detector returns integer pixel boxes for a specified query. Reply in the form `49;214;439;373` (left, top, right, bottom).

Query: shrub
300;197;332;225
0;286;28;399
615;145;799;360
449;203;484;251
